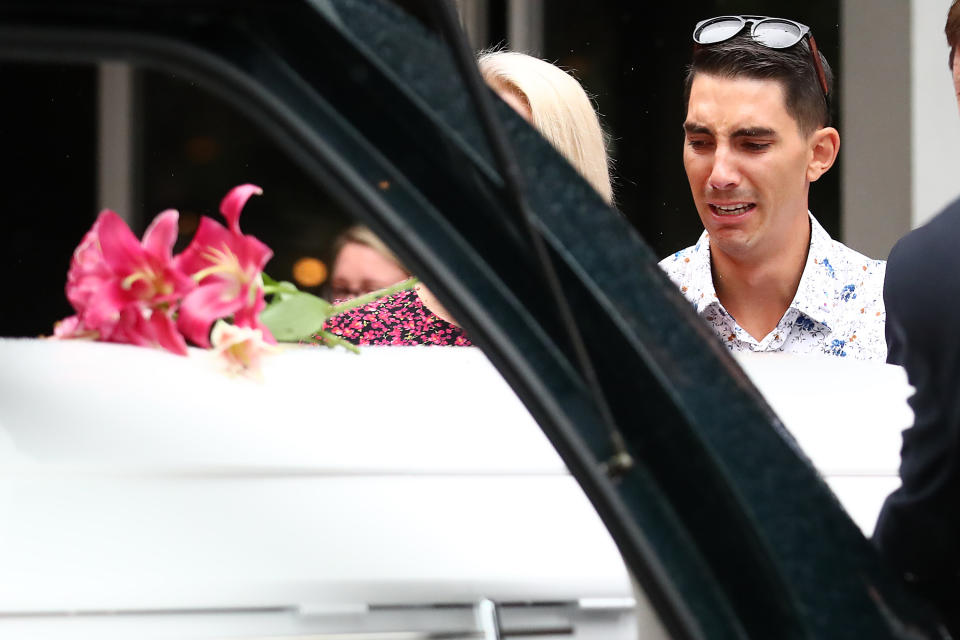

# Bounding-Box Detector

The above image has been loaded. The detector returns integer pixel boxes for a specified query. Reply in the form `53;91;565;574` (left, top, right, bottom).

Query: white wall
842;0;960;256
842;0;912;258
911;0;960;227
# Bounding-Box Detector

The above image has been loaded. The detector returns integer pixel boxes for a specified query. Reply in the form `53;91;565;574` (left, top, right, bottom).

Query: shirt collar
683;231;719;315
788;213;836;328
693;212;836;328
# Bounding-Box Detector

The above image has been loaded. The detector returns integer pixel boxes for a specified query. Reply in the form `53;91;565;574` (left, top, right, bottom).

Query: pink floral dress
321;289;472;346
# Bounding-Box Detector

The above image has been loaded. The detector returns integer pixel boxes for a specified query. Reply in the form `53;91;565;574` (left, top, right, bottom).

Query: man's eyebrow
683;122;712;135
731;127;777;138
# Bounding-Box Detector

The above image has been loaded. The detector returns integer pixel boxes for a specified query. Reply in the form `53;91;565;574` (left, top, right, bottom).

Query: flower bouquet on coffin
53;183;416;376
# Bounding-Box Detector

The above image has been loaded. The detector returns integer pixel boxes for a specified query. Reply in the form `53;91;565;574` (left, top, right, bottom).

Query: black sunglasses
692;15;830;100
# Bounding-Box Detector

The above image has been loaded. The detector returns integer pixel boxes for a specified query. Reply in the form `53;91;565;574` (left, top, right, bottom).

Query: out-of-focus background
3;0;956;336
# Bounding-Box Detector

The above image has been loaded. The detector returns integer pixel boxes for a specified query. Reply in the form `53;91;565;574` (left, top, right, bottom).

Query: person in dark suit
873;3;960;634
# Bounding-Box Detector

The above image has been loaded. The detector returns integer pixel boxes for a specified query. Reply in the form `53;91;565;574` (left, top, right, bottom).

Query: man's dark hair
946;0;960;67
683;33;834;137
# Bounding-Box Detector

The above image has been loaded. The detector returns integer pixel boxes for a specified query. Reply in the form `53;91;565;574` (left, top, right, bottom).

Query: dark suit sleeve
874;202;960;632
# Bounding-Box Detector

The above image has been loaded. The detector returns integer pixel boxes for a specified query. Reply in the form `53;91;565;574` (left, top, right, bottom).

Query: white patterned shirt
658;213;887;361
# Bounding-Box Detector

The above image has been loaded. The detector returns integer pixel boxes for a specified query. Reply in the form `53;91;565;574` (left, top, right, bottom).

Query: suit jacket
874;195;960;634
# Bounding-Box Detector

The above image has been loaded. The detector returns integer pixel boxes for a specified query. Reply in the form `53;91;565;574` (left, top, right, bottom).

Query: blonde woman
328;224;410;302
478;50;613;204
324;51;613;345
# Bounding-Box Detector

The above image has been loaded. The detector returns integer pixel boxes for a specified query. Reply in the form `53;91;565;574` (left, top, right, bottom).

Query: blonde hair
331;224;408;275
478;50;614;204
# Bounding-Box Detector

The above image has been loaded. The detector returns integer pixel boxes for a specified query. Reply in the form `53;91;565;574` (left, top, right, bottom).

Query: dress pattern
321;288;472;346
658;213;887;361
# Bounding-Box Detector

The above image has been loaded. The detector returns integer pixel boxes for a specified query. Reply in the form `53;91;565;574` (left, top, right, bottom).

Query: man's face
683;73;815;263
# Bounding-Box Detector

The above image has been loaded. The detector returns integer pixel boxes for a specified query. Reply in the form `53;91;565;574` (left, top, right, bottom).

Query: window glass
140;69;351;299
0;54;646;639
1;62;96;336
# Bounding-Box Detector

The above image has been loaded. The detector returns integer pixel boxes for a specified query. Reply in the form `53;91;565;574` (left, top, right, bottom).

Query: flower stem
330;277;420;315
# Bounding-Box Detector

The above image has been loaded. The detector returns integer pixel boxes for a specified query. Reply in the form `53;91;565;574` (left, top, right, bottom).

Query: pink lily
55;209;195;355
175;184;275;348
210;320;277;379
52;315;97;340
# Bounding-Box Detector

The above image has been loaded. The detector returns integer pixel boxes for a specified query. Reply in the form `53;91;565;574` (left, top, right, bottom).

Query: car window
0;55;667;639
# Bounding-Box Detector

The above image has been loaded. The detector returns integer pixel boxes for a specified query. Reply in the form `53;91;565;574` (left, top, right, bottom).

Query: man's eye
743;141;772;151
687;139;711;150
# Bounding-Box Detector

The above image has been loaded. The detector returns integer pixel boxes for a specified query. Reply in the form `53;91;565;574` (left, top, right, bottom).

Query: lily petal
233;288;277;344
178;281;245;348
146;310;189;356
108;308;154;348
234;233;273;273
52;315;100;340
78;282;126;333
96;210;149;275
173;217;234;279
141;209;180;261
220;183;262;235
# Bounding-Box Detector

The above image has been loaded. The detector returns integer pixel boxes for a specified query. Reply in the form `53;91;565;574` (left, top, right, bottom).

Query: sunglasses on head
692;15;830;101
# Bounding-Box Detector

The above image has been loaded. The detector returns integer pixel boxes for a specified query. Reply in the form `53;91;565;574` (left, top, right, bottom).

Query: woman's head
478;50;613;204
328;225;409;302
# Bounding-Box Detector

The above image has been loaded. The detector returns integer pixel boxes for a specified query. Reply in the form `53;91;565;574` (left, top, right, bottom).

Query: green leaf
330;276;420;315
262;272;301;298
260;292;334;342
260;276;419;348
312;329;361;354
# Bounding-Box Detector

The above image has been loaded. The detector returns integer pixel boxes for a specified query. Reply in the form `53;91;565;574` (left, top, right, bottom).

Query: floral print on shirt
658;213;887;361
